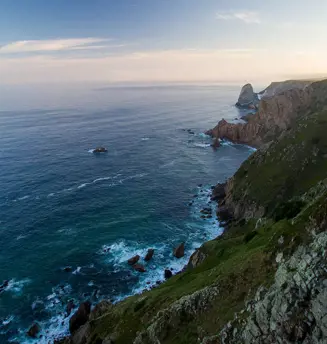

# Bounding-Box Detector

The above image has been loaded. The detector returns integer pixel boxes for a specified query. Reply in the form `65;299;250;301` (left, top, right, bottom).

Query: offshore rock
173;242;185;258
27;323;41;338
144;248;155;261
128;255;140;265
133;264;146;273
236;84;258;108
93;147;107;153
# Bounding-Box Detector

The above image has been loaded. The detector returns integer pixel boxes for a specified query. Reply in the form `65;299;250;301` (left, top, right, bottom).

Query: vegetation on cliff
60;79;327;344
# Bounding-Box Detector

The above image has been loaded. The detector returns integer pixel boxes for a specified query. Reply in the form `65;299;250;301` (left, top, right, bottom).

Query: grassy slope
70;87;327;344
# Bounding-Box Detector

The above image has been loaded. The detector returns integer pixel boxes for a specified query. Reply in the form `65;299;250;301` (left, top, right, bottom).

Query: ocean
0;84;255;343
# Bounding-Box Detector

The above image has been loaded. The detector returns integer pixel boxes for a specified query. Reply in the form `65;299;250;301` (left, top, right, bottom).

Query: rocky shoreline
46;78;327;344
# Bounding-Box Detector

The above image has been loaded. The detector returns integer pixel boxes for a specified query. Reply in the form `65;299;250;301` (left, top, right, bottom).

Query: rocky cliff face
207;79;327;148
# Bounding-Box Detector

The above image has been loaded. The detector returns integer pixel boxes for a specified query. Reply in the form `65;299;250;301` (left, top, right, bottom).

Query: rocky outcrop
133;264;146;273
27;323;40;338
173;242;185;258
128;255;140;265
69;301;91;334
144;249;155;261
188;249;207;269
261;79;314;98
134;286;219;344
164;269;173;279
207;86;313;147
236;84;259;109
218;232;327;344
93;147;107;153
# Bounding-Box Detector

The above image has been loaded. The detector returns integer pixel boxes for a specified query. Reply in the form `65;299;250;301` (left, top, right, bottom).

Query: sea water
0;84;255;343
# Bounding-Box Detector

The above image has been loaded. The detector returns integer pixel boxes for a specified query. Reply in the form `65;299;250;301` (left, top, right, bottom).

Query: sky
0;0;327;85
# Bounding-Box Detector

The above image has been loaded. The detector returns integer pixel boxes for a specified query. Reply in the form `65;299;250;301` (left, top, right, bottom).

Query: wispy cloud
216;11;261;24
0;38;111;54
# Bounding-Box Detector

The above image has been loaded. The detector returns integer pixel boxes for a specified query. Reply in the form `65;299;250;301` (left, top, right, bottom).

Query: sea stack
235;83;258;109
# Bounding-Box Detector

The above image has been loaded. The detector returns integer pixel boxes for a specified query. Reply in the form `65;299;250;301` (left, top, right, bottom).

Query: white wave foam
16;195;30;201
2;315;14;327
77;183;87;189
88;149;95;153
16;234;29;240
141;137;150;141
193;143;211;148
5;278;31;295
47;193;55;197
72;266;81;275
198;133;211;138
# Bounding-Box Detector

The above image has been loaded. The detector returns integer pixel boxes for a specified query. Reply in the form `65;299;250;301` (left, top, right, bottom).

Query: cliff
206;79;327;148
56;79;327;344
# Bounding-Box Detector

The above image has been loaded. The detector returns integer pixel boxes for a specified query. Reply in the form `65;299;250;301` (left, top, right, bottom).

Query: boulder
128;255;140;265
93;147;107;153
173;242;185;258
236;83;258;108
27;323;41;338
164;269;173;279
69;301;91;334
63;266;73;272
144;249;155;261
133;264;146;273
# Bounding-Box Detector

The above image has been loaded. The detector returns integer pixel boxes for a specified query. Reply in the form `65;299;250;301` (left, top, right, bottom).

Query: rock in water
236;83;258;108
93;147;108;153
144;249;155;261
69;301;91;334
173;242;185;258
128;255;140;265
133;264;146;273
164;269;173;279
27;323;41;338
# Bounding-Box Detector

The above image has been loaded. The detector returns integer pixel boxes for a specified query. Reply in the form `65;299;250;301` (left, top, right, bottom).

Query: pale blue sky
0;0;326;84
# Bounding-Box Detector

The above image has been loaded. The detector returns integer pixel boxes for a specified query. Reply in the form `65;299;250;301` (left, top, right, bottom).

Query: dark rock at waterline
187;129;195;135
211;137;221;149
144;249;154;261
0;280;9;293
200;208;212;214
173;242;185;258
69;301;91;334
217;206;232;223
27;323;41;338
66;300;75;317
93;147;108;153
128;255;140;265
133;264;146;273
63;266;73;272
164;269;173;279
211;183;226;202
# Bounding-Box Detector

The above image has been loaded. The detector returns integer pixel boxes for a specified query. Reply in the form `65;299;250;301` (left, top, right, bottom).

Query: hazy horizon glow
0;0;326;85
